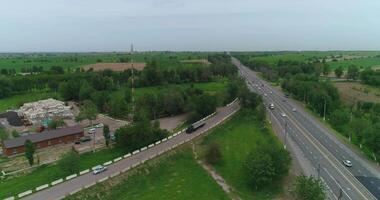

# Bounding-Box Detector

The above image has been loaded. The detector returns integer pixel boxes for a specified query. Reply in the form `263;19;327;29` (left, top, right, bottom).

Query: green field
236;51;380;70
199;109;285;200
65;148;229;200
0;91;59;112
0;147;128;199
0;52;210;71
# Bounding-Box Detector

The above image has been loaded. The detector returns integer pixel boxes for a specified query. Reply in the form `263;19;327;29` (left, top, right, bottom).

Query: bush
205;142;222;165
11;130;19;138
58;150;80;175
294;175;326;200
244;142;291;190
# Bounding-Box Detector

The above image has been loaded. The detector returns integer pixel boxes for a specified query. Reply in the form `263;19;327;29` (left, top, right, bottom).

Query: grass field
198;109;285;200
65;148;229;200
0;91;60;112
0;52;210;71
333;81;380;104
0;147;128;199
237;51;380;70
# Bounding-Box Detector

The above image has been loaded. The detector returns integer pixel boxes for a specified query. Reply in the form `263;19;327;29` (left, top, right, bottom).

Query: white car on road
93;165;107;174
343;160;352;167
281;112;287;117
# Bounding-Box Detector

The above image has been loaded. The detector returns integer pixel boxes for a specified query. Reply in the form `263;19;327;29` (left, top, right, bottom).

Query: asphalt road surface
23;102;240;200
232;56;380;200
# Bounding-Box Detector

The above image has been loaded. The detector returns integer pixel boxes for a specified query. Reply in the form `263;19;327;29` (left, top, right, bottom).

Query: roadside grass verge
198;109;285;200
65;147;230;200
0;147;127;199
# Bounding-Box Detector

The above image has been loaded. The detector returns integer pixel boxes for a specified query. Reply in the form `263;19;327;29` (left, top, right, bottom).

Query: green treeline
234;53;380;160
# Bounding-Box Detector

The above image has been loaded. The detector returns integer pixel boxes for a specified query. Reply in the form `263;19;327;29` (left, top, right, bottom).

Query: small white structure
18;98;73;125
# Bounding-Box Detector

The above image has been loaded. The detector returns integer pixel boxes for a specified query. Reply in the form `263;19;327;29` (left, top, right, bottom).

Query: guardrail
3;98;239;200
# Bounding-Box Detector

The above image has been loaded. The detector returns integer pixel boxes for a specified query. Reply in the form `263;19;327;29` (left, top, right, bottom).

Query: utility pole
323;96;327;121
129;43;135;122
131;58;135;122
317;163;321;180
284;120;288;149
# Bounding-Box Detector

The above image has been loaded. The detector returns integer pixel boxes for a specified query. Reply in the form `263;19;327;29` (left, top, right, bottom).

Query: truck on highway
186;121;205;134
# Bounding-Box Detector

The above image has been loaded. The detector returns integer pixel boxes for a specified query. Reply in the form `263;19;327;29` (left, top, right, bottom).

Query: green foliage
108;94;129;119
103;124;110;147
329;109;350;133
58;150;80;175
115;119;168;152
347;65;360;80
193;93;217;119
0;128;9;140
48;118;65;130
24;140;36;166
11;130;20;138
294;175;326;200
244;142;291;190
76;100;98;123
205;142;222;165
334;66;343;78
65;148;230;200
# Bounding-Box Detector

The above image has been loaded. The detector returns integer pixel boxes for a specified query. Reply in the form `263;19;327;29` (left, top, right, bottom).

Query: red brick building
2;125;83;156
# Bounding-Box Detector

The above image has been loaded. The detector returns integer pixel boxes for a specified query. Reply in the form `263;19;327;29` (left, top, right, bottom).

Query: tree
76;100;98;127
206;142;222;165
58;150;80;175
103;124;110;147
347;65;359;80
322;64;330;76
244;143;291;190
79;81;95;101
194;93;217;119
334;66;343;78
25;140;36;166
109;95;129;118
294;175;326;200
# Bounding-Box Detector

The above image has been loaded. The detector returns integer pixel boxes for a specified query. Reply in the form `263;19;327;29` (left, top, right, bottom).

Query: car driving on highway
343;160;353;167
281;112;287;117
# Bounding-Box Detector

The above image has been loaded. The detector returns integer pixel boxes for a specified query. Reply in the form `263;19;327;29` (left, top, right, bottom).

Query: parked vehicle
95;123;104;128
74;140;81;145
88;128;96;134
186;122;205;134
80;136;91;142
93;165;107;175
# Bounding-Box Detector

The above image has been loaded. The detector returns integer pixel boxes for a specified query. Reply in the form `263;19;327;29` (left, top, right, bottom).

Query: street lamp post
323;96;327;121
284;119;288;149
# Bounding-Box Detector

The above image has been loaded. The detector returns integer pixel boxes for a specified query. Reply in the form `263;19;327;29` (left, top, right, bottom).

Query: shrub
206;142;222;165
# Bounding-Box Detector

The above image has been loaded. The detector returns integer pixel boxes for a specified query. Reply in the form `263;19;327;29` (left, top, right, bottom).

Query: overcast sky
1;0;380;52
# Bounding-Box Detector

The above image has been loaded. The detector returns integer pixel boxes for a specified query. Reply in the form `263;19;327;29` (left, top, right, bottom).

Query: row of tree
234;53;380;160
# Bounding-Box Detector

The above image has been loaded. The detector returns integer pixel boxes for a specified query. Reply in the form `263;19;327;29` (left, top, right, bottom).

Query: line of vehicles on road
250;77;355;169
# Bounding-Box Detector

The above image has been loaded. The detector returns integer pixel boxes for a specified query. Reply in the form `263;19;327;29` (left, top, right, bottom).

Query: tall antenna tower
131;44;135;122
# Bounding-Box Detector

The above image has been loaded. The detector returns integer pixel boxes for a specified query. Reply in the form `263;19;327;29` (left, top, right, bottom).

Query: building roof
2;125;83;149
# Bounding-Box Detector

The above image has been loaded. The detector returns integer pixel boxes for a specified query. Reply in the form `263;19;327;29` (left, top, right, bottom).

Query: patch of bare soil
82;62;146;72
180;59;211;65
156;113;189;132
333;82;380;104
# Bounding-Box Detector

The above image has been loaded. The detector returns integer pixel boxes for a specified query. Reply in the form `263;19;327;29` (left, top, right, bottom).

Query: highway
232;56;380;200
22;101;240;200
